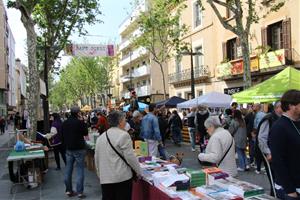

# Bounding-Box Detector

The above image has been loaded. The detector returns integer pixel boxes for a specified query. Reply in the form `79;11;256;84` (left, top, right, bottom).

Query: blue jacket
140;113;161;141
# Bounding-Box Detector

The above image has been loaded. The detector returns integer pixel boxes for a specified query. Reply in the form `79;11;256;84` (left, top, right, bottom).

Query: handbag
105;131;138;181
199;137;234;168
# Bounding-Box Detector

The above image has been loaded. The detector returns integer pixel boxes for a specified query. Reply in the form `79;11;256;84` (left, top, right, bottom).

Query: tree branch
207;0;239;35
211;0;237;14
246;0;254;33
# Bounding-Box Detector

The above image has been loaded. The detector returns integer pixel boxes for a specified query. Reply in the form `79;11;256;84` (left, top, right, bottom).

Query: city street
0;129;269;200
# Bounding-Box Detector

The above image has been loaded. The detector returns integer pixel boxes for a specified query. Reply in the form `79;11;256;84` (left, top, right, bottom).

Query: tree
49;57;113;110
34;0;101;133
134;0;188;99
198;0;285;88
8;1;39;140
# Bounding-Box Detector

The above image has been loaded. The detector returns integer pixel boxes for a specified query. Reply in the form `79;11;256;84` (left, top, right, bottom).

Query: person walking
187;107;197;151
95;111;142;200
256;101;283;198
252;103;266;174
270;90;300;200
195;105;209;152
0;115;5;134
47;113;66;170
61;106;88;198
168;110;183;146
198;116;237;177
140;103;162;157
228;110;248;171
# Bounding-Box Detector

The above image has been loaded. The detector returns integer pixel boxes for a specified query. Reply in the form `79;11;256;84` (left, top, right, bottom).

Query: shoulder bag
105;131;138;181
199;137;234;168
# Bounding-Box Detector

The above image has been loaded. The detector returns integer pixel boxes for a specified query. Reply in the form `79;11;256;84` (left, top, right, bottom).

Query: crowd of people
2;89;300;200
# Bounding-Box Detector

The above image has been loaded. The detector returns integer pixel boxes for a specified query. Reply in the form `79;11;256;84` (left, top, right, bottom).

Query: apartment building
0;1;9;116
15;59;27;114
7;25;16;112
168;0;300;99
118;0;168;104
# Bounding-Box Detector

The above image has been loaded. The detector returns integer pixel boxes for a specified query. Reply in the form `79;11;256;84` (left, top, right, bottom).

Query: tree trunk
158;63;167;100
43;46;50;134
24;20;39;140
240;35;252;89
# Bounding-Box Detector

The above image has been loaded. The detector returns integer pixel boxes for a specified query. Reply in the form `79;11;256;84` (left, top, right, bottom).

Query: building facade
118;0;168;104
168;0;300;99
15;59;27;114
7;25;16;112
0;1;9;116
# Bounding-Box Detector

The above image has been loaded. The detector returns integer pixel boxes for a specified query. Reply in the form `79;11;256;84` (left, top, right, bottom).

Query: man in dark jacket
270;90;300;200
194;105;209;152
62;106;88;198
187;107;196;151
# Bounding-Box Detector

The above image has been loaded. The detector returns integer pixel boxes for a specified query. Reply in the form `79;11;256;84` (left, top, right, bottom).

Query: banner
259;49;285;69
65;44;114;57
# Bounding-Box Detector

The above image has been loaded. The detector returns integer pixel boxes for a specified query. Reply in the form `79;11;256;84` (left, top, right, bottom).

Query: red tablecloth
132;179;181;200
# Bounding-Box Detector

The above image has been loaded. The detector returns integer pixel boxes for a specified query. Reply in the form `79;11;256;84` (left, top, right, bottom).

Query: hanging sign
65;44;114;57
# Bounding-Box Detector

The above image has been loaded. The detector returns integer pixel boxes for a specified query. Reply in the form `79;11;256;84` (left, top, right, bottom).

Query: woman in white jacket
198;116;237;177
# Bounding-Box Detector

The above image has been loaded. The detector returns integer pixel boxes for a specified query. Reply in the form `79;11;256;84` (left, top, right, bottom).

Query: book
227;179;264;198
208;191;243;200
202;167;222;174
196;184;227;195
245;194;276;200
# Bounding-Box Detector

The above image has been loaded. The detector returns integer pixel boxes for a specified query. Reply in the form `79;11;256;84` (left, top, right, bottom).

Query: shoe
246;165;250;170
237;167;245;172
250;162;256;168
255;170;261;174
192;148;196;152
55;167;61;171
78;194;86;199
66;191;77;197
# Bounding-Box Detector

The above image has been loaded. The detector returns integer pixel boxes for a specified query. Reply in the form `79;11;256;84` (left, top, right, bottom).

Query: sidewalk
0;133;270;200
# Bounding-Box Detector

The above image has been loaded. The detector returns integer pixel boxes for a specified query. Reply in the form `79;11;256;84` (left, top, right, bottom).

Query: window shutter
261;27;267;47
282;18;292;62
222;42;227;61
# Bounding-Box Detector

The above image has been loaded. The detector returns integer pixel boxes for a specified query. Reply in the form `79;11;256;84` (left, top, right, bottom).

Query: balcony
132;65;150;77
121;90;131;99
119;47;147;67
119;29;142;51
118;0;146;35
136;85;151;96
168;65;209;84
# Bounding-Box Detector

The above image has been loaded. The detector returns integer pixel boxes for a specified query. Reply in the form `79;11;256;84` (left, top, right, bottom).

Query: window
177;93;182;98
267;21;283;50
193;1;202;28
198;90;203;96
226;38;238;60
194;46;203;67
186;92;192;100
175;55;182;73
142;80;146;86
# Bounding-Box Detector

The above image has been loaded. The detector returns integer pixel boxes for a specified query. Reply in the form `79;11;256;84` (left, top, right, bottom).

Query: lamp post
181;48;203;99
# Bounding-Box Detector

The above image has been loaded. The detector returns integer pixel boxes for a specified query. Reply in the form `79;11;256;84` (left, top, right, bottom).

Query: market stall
177;92;232;109
156;96;187;108
233;66;300;103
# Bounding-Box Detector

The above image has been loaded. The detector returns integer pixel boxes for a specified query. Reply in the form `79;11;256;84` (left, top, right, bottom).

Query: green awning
233;66;300;103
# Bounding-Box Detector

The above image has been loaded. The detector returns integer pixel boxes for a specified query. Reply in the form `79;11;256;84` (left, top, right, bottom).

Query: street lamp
181;48;203;99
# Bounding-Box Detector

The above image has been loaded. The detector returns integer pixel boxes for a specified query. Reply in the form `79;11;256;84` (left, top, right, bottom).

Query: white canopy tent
177;92;232;109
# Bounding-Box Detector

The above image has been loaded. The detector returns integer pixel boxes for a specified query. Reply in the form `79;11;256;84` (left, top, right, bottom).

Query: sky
4;0;132;67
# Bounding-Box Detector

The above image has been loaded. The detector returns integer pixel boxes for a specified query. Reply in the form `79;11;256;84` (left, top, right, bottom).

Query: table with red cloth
132;179;181;200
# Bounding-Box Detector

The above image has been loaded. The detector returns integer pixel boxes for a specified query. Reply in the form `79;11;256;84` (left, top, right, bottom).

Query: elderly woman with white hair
198;116;237;177
95;111;142;200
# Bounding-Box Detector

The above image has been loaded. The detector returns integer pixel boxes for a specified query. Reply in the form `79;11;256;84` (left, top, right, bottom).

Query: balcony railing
121;85;151;98
119;29;142;51
118;0;146;34
132;65;150;77
119;47;147;67
168;65;209;84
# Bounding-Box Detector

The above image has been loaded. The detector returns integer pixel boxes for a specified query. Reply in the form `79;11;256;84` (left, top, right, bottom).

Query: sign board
65;44;115;57
224;86;244;95
216;62;232;77
259;49;285;69
231;60;243;75
134;140;148;156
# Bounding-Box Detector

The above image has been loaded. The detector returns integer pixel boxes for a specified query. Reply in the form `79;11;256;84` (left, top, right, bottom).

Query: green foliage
134;0;188;63
49;57;113;110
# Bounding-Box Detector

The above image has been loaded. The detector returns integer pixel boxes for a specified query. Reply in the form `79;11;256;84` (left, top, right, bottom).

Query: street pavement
0;129;270;200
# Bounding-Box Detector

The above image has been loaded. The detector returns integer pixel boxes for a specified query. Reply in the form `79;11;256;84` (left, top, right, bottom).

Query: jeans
145;139;158;157
236;147;248;169
64;149;86;194
158;144;167;160
171;127;182;144
249;138;255;164
53;144;66;169
188;127;196;149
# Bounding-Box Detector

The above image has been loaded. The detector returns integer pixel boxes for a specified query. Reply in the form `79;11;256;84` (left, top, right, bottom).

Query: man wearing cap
62;106;88;198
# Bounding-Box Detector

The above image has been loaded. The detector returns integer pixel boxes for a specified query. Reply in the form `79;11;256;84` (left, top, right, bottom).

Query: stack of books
207;171;229;185
186;169;206;187
214;177;264;198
